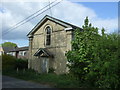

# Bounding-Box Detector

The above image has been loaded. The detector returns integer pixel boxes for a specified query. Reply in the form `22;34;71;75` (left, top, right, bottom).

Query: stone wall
28;19;72;74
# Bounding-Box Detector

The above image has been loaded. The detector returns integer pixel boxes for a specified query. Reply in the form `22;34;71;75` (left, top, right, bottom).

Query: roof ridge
27;15;81;36
46;15;80;28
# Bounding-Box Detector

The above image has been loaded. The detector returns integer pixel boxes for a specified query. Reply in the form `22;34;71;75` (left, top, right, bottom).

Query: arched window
45;26;51;45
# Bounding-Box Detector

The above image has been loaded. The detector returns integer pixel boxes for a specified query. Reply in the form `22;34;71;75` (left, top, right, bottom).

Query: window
45;26;51;45
19;52;23;56
24;51;27;56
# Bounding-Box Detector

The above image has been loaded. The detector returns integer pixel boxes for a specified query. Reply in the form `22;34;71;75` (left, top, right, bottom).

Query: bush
48;68;55;73
2;54;16;70
65;17;120;88
15;58;28;70
2;54;28;72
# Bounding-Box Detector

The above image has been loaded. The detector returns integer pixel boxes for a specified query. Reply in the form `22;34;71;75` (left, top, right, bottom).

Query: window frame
44;25;52;46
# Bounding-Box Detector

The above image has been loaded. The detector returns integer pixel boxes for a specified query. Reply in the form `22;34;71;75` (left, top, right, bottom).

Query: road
2;75;51;88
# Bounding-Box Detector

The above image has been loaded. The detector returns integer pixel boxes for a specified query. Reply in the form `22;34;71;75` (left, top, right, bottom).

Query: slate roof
2;47;16;53
27;15;81;38
34;48;53;57
10;46;29;52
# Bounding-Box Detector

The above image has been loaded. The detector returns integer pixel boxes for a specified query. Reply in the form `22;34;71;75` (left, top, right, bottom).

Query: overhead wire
3;0;63;36
48;0;52;17
2;0;57;35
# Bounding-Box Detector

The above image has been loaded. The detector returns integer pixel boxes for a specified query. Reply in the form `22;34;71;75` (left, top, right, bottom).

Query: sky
0;0;118;47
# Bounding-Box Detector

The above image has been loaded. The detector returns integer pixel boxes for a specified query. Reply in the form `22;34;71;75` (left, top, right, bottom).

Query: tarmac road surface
2;75;51;88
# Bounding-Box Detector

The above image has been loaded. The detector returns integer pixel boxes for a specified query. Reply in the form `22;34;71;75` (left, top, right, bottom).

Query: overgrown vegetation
48;68;55;73
3;68;80;88
65;17;120;88
2;17;120;88
2;54;79;88
2;54;16;71
2;54;28;72
15;58;28;70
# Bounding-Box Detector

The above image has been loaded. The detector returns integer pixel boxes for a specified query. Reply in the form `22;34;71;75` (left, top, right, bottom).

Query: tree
1;42;17;47
66;16;100;84
65;17;120;88
93;33;120;88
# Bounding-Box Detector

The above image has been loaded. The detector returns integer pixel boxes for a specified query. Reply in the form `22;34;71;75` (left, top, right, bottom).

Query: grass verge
3;69;80;88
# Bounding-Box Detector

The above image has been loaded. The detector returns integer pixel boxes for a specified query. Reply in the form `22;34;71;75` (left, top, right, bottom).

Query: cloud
91;18;118;33
1;2;47;40
52;1;97;26
51;1;118;33
1;0;118;42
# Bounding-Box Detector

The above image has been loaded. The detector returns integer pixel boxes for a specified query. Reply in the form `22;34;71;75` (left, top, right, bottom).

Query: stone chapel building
27;15;81;74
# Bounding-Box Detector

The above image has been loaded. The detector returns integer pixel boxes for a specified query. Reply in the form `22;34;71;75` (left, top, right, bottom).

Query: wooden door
41;58;49;73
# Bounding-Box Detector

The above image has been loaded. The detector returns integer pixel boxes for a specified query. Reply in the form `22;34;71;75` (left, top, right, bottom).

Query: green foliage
2;54;16;70
1;42;17;47
15;59;28;70
3;69;80;88
93;33;120;88
65;17;120;88
66;16;100;82
48;68;55;73
2;54;28;72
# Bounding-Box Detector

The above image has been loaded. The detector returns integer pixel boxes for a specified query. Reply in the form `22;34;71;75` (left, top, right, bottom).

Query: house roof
27;15;81;38
10;46;29;52
2;47;16;53
34;48;53;57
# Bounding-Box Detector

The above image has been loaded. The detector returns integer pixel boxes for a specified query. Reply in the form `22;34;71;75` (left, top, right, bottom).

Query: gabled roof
34;48;53;57
27;15;81;38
